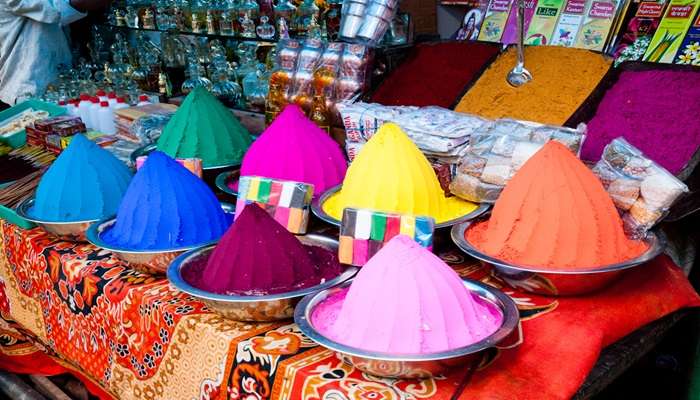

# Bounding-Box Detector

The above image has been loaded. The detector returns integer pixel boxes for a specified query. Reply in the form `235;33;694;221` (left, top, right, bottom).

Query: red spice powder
370;42;501;108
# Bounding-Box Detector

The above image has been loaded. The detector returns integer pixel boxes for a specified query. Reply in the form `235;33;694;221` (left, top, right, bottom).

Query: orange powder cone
467;141;647;269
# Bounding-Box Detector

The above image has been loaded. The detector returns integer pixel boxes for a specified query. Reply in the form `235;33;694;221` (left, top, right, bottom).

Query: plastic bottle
107;92;118;108
77;94;92;126
97;101;116;134
88;96;101;129
96;89;108;103
113;97;129;111
66;100;79;117
137;94;151;106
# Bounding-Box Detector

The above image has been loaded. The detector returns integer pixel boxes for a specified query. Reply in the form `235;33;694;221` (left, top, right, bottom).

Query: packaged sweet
592;137;688;238
450;119;586;203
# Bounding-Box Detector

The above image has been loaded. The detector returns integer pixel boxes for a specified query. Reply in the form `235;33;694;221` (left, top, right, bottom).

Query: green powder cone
157;87;252;168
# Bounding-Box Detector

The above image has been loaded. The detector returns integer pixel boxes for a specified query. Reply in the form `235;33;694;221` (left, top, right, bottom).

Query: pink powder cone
311;235;503;354
236;105;347;196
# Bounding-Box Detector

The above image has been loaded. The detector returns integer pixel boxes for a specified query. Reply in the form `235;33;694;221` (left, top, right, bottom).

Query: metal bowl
130;143;242;170
451;221;666;296
311;185;490;229
85;203;236;275
214;170;240;197
295;278;519;379
16;198;99;242
167;234;358;321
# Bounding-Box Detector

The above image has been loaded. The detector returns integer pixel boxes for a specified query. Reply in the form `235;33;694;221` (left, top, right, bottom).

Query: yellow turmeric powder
455;46;612;125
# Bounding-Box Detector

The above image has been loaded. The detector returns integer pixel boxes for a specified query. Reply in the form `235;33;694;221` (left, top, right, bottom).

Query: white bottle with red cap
88;96;101;129
96;89;108;103
107;92;118;108
137;94;151;106
113;97;129;111
65;100;79;117
97;101;116;134
77;94;92;126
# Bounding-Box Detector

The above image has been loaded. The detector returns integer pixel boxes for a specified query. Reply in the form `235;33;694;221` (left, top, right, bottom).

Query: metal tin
451;221;666;296
295;278;519;379
130;143;242;170
371;0;399;9
342;1;366;15
339;14;365;39
215;170;240;197
311;185;490;229
357;16;391;43
85;203;236;275
167;234;358;321
365;3;395;21
16;198;98;242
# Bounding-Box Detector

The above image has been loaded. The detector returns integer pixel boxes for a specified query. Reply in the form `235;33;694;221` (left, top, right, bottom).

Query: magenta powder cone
235;105;347;196
192;204;342;295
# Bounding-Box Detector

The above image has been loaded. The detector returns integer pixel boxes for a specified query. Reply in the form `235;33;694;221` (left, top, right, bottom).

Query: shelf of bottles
106;0;342;43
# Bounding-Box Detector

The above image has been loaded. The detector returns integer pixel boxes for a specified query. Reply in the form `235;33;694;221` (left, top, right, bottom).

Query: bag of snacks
592;137;688;238
449;119;586;203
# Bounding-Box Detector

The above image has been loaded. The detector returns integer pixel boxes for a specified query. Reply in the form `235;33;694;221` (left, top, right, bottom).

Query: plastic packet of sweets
235;176;314;234
451;118;586;203
339;207;435;266
592;137;688;238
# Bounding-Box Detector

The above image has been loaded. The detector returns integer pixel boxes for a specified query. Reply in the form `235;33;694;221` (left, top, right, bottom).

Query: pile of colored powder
235;105;347;196
455;46;611;125
322;123;477;223
102;151;230;250
467;141;648;269
31;134;132;221
370;42;502;108
157;87;252;168
311;235;503;354
188;204;341;295
581;70;700;175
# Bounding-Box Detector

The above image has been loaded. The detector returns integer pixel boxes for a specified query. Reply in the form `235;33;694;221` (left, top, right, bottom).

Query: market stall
1;0;700;397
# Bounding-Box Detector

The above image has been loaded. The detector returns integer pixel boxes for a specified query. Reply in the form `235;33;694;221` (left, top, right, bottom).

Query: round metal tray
295;278;519;379
130;143;242;170
16;198;100;242
215;170;240;197
450;221;666;296
311;185;490;229
167;234;358;321
85;202;235;275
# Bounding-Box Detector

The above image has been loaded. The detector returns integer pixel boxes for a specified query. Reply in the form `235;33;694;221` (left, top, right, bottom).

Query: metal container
357;16;391;44
167;234;358;321
85;203;236;275
311;184;490;229
365;2;395;21
339;14;365;39
451;221;666;296
342;1;367;15
214;170;240;197
295;279;519;379
15;198;99;242
130;143;241;171
371;0;399;9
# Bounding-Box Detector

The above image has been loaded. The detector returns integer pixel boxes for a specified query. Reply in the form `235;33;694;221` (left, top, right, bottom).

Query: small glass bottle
294;0;319;35
237;0;259;37
206;9;217;33
125;6;139;27
181;62;213;93
256;15;275;39
142;8;156;29
219;9;235;35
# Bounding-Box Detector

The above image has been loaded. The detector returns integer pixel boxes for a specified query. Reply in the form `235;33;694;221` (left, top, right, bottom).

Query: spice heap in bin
0;46;697;383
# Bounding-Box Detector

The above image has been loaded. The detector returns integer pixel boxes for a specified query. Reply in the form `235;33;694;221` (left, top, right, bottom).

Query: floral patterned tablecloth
0;220;698;400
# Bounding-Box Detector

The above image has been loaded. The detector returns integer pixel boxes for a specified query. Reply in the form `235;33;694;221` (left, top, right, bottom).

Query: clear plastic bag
450;119;586;203
592;137;689;238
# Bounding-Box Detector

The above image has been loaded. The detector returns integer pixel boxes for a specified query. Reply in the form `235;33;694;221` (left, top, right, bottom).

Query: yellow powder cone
322;123;477;223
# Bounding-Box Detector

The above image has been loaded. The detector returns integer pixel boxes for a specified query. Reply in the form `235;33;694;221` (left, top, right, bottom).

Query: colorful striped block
339;208;436;266
235;176;314;234
136;156;203;178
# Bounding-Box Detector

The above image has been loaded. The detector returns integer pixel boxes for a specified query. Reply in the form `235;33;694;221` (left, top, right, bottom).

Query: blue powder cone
31;134;132;221
102;151;230;250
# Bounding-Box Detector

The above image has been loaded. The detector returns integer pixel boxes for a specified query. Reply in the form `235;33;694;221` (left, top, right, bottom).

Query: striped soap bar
235;176;314;234
339;208;435;266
